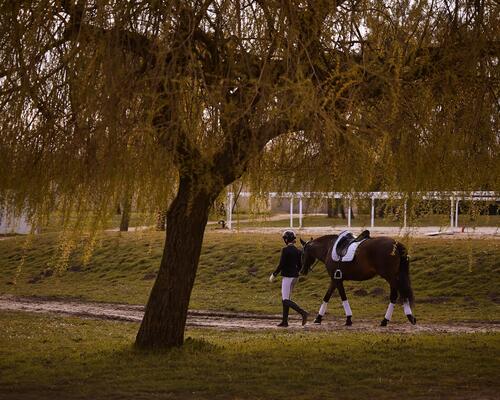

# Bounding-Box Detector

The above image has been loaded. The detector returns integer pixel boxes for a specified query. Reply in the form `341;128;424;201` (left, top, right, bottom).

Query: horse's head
300;237;317;275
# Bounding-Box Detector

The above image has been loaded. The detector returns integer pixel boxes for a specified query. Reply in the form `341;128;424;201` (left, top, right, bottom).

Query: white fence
225;191;499;230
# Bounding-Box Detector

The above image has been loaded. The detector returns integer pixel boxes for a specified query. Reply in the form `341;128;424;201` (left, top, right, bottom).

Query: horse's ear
300;238;306;246
310;237;313;241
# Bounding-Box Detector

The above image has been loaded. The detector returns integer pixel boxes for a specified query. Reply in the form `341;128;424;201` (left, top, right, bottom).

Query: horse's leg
314;281;336;324
336;280;353;326
403;300;417;325
380;286;398;326
396;246;417;325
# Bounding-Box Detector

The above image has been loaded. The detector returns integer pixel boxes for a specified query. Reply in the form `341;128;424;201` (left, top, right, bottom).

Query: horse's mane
314;234;337;243
310;234;337;263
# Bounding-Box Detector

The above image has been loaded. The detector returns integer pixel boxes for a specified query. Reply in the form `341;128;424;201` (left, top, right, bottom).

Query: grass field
39;212;156;233
0;231;499;399
1;311;499;400
0;231;499;322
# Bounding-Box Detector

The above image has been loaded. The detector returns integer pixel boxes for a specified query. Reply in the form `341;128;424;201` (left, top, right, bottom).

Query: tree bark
119;196;131;232
327;198;334;217
327;198;341;218
135;175;217;348
339;202;346;219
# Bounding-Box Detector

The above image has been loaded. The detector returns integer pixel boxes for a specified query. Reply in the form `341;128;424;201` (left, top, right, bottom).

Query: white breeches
281;277;297;300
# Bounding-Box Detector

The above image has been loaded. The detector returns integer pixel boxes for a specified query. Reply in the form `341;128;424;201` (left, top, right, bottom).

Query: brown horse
300;232;416;326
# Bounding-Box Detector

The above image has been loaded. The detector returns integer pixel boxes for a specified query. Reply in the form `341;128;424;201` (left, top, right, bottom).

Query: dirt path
1;295;498;334
215;225;500;239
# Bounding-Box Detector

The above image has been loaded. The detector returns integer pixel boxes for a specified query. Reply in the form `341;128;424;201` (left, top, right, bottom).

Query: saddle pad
331;231;368;262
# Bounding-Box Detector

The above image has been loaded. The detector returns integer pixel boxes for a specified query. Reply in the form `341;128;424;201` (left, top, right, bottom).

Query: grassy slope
1;311;499;400
0;231;499;323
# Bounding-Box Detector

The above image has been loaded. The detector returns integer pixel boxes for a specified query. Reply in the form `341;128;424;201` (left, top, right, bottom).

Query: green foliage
1;311;499;399
0;1;498;230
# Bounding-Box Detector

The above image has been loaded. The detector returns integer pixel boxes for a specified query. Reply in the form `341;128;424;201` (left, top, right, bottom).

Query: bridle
302;240;320;273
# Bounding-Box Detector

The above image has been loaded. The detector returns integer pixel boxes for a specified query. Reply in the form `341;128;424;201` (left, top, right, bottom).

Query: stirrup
333;269;343;280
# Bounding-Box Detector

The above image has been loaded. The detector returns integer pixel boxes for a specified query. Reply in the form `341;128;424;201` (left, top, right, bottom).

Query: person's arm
296;248;303;274
269;248;285;282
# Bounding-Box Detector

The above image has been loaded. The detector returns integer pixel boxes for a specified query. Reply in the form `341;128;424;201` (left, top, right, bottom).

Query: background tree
0;0;498;348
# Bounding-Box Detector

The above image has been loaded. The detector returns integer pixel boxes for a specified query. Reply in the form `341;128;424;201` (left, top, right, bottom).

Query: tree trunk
327;199;335;217
376;199;384;218
329;198;341;218
135;176;216;348
119;197;131;232
339;202;346;219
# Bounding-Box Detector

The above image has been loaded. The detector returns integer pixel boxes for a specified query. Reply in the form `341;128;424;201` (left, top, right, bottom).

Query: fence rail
225;191;500;230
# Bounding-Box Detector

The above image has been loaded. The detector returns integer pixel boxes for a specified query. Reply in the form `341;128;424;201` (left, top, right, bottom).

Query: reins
302;240;321;273
309;258;320;272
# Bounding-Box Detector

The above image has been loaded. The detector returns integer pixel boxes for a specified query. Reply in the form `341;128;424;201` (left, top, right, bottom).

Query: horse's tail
397;242;414;306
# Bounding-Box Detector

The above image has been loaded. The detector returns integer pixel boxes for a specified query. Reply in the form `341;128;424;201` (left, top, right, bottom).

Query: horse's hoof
407;314;417;325
313;315;323;324
380;318;389;327
345;316;352;326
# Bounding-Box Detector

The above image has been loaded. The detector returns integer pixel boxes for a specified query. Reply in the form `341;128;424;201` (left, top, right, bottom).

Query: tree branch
59;0;156;63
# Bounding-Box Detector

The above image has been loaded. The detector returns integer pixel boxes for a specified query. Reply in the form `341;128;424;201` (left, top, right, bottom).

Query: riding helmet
282;230;296;243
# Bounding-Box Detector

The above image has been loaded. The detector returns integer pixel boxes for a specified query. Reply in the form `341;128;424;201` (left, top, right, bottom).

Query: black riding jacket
273;244;302;278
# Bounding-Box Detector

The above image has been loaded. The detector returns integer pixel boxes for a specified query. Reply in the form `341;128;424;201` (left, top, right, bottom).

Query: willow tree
0;0;498;348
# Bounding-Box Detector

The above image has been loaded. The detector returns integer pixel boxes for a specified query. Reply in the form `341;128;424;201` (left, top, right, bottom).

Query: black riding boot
278;300;289;327
283;299;309;325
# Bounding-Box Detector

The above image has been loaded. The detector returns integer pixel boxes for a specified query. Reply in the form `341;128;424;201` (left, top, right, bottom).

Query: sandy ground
0;295;498;334
209;213;499;238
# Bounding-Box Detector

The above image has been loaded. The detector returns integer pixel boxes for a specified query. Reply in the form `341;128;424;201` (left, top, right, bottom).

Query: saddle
333;230;371;260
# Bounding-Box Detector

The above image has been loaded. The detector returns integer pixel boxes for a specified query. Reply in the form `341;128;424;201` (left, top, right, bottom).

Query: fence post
290;196;294;228
403;199;407;228
227;192;233;230
348;197;352;228
370;197;375;228
299;196;303;228
450;197;454;228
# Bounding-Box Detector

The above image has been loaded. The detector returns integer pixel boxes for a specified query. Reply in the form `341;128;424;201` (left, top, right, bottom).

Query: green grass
0;232;499;323
1;233;499;399
1;311;499;400
39;212;155;233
